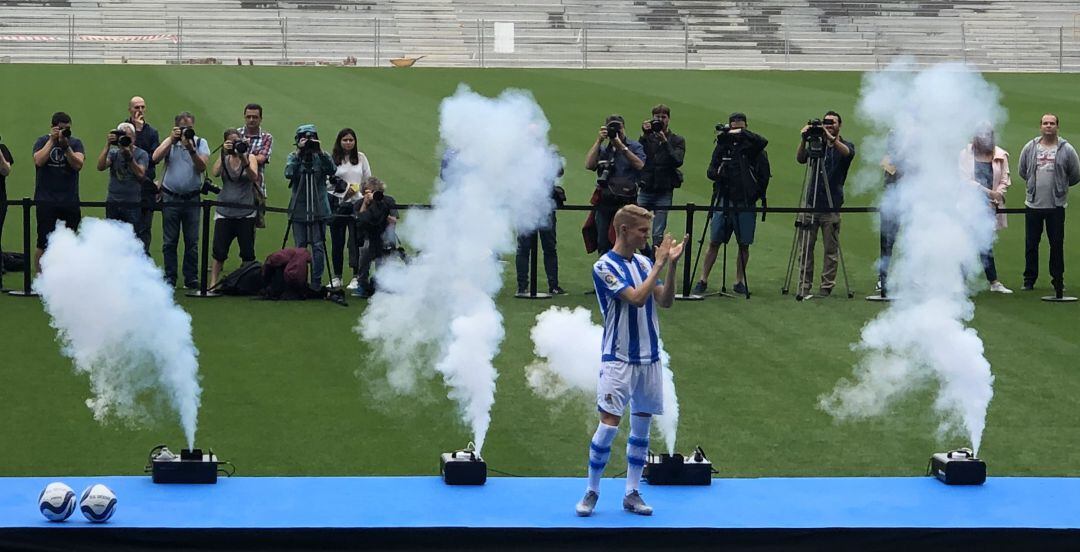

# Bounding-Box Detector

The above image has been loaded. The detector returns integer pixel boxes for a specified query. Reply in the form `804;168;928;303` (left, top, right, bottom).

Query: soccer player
576;204;685;517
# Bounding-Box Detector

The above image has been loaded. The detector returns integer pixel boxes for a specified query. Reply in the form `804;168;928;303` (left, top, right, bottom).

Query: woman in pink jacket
959;126;1012;293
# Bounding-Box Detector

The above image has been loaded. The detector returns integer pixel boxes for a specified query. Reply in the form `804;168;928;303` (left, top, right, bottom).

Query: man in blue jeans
636;104;686;252
152;111;210;289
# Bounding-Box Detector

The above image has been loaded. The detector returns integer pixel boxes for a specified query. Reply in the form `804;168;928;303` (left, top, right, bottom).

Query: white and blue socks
625;414;651;495
587;422;618;493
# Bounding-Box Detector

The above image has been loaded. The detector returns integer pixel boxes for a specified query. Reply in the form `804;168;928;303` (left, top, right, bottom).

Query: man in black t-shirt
32;111;85;273
0;138;13;275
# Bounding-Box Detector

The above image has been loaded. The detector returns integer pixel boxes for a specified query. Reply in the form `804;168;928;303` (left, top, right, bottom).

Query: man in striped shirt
577;204;685;517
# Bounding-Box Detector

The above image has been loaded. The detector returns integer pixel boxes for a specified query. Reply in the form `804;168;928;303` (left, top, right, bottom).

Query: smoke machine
440;443;487;485
147;445;231;484
644;446;714;486
928;448;986;485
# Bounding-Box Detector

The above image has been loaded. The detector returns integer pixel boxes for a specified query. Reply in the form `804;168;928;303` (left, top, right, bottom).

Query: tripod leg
720;241;728;293
690;187;720;285
834;222;854;298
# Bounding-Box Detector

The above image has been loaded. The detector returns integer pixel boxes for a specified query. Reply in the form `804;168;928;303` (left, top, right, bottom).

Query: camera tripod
781;147;853;300
688;159;752;299
282;158;346;305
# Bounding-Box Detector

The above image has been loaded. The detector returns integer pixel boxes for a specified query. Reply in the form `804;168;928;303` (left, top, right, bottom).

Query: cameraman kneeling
285;124;336;291
209;129;259;289
352;177;398;299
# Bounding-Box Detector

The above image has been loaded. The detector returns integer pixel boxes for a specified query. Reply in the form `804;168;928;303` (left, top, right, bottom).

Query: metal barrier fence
0;14;1078;72
0;197;1028;301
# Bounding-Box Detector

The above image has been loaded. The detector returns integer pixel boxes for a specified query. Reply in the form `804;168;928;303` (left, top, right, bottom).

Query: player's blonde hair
613;204;653;234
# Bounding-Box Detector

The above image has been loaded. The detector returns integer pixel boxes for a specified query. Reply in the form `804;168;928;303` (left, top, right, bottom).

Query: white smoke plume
525;306;680;454
819;61;1000;454
34;218;202;449
357;85;561;453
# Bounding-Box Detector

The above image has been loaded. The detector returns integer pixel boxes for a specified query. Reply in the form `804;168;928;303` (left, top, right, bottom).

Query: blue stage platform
3;476;1079;550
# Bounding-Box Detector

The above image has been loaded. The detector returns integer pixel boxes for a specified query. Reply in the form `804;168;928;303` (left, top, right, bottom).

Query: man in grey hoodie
1018;113;1080;293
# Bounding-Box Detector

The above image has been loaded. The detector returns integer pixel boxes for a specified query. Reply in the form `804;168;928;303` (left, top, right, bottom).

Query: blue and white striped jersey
592;251;661;364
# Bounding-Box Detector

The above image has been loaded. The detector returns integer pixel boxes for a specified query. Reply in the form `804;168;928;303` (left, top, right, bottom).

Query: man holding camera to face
285;124;336;291
585;114;646;255
32;112;85;274
209;129;260;290
96;122;148;231
794;110;855;299
152;111;210;289
637;104;686;251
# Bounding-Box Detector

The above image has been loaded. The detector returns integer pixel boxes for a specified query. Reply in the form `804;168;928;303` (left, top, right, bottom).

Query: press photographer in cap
96;122;148;230
692;112;770;297
585;114;646;254
284;123;336;291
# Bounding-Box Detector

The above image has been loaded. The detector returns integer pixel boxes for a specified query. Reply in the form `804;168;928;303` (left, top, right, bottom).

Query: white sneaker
330;277;343;289
989;282;1013;294
346;277;360;290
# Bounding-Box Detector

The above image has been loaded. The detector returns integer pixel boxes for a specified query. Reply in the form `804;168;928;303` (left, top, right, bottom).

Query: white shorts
596;359;664;417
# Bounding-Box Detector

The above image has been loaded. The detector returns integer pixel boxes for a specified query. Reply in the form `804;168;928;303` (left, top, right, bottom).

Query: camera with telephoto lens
110;130;133;148
715;123;732;134
605;121;622;142
200;177;221;195
595;159;614;186
803;118;826;159
646;118;664;133
61;128;72;138
232;140;249;155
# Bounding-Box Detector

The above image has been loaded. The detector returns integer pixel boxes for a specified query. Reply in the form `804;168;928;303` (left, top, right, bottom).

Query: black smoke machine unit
644;446;714;485
147;445;232;484
928;448;986;485
440;443;487;485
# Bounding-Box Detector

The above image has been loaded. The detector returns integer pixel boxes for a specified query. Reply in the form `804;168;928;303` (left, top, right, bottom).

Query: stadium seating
0;0;1076;70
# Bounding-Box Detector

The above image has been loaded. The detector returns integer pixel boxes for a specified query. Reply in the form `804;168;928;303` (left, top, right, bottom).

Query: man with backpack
692;112;770;296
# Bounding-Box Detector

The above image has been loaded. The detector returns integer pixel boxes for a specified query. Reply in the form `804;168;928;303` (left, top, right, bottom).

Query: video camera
109;130;133;148
803;118;826;159
296;131;320;155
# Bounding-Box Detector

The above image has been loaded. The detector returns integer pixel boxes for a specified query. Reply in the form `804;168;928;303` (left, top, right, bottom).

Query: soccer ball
79;484;117;523
38;482;76;521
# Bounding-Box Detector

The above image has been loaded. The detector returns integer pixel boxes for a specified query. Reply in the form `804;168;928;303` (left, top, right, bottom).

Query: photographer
794;110;855;299
152;111;210;289
0;134;12;271
515;158;566;296
126;96;160;253
585;114;646;254
330;128;372;290
285;123;336;291
637;104;686;250
352;176;398;299
692;112;770;296
32;112;85;274
96;122;148;230
209;129;260;290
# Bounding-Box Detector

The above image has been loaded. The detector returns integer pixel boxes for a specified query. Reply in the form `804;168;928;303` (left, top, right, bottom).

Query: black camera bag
602;175;638;204
213;261;264;295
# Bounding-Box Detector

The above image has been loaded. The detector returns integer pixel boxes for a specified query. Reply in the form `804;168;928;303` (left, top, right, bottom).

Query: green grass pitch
0;65;1077;477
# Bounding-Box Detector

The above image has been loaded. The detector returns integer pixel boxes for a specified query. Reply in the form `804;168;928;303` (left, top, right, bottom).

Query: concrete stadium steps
0;0;1077;69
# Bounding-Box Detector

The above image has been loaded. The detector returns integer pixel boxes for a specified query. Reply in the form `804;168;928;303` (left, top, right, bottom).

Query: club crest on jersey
604;273;617;286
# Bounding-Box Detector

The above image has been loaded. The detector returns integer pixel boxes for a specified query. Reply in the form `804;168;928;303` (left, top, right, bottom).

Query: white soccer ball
79;484;117;523
38;482;76;521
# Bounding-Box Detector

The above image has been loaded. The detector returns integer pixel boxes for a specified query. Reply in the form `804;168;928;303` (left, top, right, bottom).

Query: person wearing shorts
575;204;685;518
